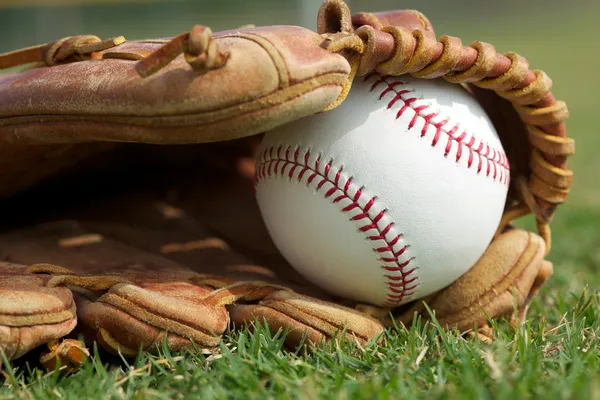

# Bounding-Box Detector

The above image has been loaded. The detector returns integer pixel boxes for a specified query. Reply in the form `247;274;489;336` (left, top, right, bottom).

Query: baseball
254;74;510;307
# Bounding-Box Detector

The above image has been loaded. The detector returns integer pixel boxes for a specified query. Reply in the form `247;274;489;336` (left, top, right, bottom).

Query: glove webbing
317;0;573;255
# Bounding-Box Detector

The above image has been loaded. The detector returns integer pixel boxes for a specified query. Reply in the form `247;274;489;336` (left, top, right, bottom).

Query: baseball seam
367;73;510;185
255;145;418;306
256;75;508;306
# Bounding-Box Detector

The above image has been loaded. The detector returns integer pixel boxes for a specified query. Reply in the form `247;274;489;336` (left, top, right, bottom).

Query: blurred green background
1;0;598;51
1;0;598;290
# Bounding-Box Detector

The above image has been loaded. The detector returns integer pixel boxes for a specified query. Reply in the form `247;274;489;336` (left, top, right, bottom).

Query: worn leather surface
0;25;350;198
0;26;348;139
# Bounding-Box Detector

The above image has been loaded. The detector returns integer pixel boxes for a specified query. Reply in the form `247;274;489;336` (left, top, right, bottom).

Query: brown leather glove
0;141;385;367
0;0;573;368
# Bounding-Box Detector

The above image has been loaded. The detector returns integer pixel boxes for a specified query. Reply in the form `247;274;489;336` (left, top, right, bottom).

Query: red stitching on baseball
256;146;418;306
366;73;510;185
255;75;510;305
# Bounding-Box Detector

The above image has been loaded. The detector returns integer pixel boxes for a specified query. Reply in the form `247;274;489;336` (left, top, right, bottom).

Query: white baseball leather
255;74;510;307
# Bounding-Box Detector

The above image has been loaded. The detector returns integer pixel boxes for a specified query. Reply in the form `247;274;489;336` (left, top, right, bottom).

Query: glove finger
391;228;548;332
74;281;228;356
0;221;229;357
228;304;327;348
229;290;384;348
0;262;77;361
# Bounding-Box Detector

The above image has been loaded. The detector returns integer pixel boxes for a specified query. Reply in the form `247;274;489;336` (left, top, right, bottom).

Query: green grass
3;293;598;399
1;2;599;399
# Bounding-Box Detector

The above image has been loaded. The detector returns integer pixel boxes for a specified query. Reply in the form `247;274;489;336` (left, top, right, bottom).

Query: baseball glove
0;0;573;370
